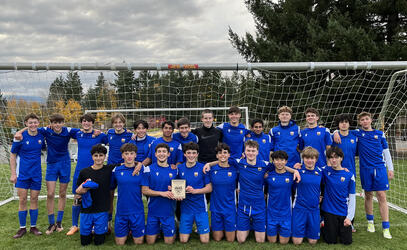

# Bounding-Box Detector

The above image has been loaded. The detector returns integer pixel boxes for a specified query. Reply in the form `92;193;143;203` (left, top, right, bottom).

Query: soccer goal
0;62;406;213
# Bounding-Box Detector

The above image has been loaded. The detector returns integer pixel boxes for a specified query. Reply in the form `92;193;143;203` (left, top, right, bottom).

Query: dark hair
24;113;39;122
161;120;175;130
155;143;170;153
250;118;264;128
326;146;344;159
177;117;190;128
183;142;199;153
80;113;95;123
271;150;288;161
335;114;351;128
245;140;259;150
228;106;241;114
120;143;138;153
305;108;319;117
91;144;107;155
49;113;64;123
134;120;149;130
215;143;230;153
201;109;213;117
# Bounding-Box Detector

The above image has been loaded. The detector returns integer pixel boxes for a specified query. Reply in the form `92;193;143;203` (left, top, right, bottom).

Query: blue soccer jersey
107;129;133;164
129;135;156;162
351;129;388;169
245;131;272;162
266;171;294;219
269;120;301;167
177;162;210;214
111;164;146;216
173;132;198;145
38;127;80;163
217;123;248;159
141;163;178;217
147;137;183;165
209;164;238;214
332;133;357;176
300;127;333;167
11;131;45;180
293;165;322;210
321;166;356;217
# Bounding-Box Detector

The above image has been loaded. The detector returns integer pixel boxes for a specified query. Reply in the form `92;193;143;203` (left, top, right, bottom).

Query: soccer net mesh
0;63;406;212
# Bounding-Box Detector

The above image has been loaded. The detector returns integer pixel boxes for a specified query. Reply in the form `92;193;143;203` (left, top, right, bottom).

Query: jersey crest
290;131;294;136
181;172;184;176
374;135;378;139
351;139;355;143
121;138;125;143
170;147;174;152
228;172;232;177
272;177;275;181
258;167;262;171
315;171;319;175
341;177;345;182
317;132;321;136
262;139;266;143
169;173;173;178
156;172;159;176
285;178;289;183
194;172;198;177
240;130;243;134
121;172;124;176
38;140;42;144
214;171;218;175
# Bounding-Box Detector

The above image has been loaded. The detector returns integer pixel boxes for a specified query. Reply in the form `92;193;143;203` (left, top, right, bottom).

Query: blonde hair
111;113;126;125
357;111;372;121
301;146;319;160
278;106;293;115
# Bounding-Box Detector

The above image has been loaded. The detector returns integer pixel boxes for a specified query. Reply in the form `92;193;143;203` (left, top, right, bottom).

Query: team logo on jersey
272;177;275;182
278;132;280;135
170;147;174;152
317;132;321;136
315;171;319;175
214;171;218;175
110;136;113;140
244;165;247;169
262;139;266;143
290;131;294;136
240;130;243;134
341;177;345;182
194;172;198;177
302;170;305;173
351;139;355;144
258;167;262;171
362;133;365;137
121;172;124;176
328;172;331;176
285;178;289;183
156;172;159;176
305;134;308;137
374;135;378;139
228;172;232;177
121;138;125;143
38;140;42;144
181;172;184;176
228;129;231;133
81;134;83;137
26;141;29;145
169;173;173;178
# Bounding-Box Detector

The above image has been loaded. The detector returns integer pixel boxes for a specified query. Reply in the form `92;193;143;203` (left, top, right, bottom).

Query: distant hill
5;95;46;103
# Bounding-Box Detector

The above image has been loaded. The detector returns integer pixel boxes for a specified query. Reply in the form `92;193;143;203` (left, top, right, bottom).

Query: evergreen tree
47;75;65;108
64;71;83;102
112;70;135;109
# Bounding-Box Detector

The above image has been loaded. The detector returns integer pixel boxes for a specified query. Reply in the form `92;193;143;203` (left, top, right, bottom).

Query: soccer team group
9;106;394;246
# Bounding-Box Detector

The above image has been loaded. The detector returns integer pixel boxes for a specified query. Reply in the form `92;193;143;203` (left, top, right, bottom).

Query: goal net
0;62;406;213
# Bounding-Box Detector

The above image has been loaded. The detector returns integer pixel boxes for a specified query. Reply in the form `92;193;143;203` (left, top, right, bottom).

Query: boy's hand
132;163;142;176
333;131;342;144
293;170;301;183
293;163;302;170
203;163;211;174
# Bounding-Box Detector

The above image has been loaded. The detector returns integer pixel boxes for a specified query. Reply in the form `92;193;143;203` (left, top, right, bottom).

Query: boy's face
338;120;350;131
216;149;230;163
252;122;263;135
184;149;198;163
358;115;372;129
135;123;147;138
122;151;136;165
245;146;259;161
178;124;190;137
306;112;319;125
278;112;291;124
51;121;64;133
162;124;174;138
303;156;317;169
25;118;39;132
201;113;214;128
273;158;287;170
92;153;106;165
328;154;342;167
228;112;241;125
113;118;124;132
81;119;93;131
155;147;170;163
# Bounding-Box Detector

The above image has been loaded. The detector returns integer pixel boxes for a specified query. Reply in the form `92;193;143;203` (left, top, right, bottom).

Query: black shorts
321;211;352;245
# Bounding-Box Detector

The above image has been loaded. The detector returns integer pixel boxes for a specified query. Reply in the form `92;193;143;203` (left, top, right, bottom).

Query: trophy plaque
171;179;186;199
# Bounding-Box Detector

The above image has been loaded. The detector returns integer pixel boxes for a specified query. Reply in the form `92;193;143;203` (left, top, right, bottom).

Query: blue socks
57;211;64;223
48;214;55;225
29;209;38;227
72;205;80;227
18;210;27;228
382;221;390;229
366;214;374;222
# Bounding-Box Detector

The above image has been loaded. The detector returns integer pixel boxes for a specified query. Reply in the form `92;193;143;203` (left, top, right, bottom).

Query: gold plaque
171;179;186;199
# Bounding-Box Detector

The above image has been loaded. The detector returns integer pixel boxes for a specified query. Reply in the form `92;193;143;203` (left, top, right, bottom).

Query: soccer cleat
30;227;42;235
56;222;64;232
66;226;79;236
383;229;392;239
367;223;375;233
13;228;27;239
45;224;57;235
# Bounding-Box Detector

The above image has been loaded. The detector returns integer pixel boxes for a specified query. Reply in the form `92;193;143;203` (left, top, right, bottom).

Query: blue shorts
46;160;71;183
114;213;145;238
179;212;210;235
360;167;389;192
80;212;108;236
211;211;236;232
237;205;266;232
146;215;175;237
267;216;291;237
292;207;320;240
15;177;41;191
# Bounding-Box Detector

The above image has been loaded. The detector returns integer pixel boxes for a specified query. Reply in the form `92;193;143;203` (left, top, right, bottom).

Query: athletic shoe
56;222;63;232
383;228;392;239
45;224;57;235
367;223;375;233
13;228;27;239
30;227;42;235
66;226;79;236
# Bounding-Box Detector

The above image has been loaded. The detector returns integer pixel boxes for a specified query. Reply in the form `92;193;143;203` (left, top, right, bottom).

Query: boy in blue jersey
67;114;108;236
265;150;294;244
141;143;179;244
299;108;332;168
321;147;355;245
173;117;198;146
129;120;156;163
334;112;394;239
10;113;44;238
76;144;116;246
177;142;212;243
111;143;146;245
269;106;301;167
246;119;272;161
217;106;248;159
292;146;322;245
